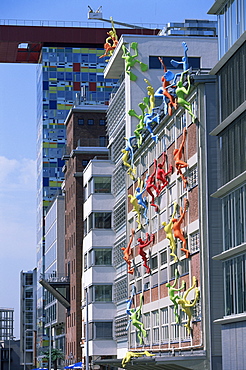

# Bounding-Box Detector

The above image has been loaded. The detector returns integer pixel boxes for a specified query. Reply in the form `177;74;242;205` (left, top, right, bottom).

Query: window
88;212;111;230
99;136;107;147
152;310;159;344
88;321;113;340
222;185;246;251
83;219;87;236
161;307;169;343
94;177;111;193
89;285;112;302
190;231;200;253
160;250;167;265
151;255;158;270
78;119;84;125
143;313;150;345
88;248;112;266
84;253;87;271
87;119;94;125
99;119;106;126
224;254;246;316
188;165;198;189
170;305;179;341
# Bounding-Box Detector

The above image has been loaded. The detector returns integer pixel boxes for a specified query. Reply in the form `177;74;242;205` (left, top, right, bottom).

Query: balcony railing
77;137;108;147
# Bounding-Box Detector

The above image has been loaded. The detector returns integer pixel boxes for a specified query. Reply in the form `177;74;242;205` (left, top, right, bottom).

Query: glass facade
218;0;246;57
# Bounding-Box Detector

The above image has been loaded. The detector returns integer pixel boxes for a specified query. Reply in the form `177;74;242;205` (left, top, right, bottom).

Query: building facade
208;1;246;369
20;270;37;369
95;29;225;370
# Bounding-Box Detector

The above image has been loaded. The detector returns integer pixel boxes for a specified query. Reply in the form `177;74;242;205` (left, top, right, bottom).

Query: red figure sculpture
159;57;177;116
173;127;188;188
121;229;135;274
137;233;155;274
146;159;158;212
156;152;173;196
172;198;189;258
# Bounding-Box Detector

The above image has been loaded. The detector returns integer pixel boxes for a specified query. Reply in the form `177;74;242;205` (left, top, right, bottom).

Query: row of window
78;118;106;126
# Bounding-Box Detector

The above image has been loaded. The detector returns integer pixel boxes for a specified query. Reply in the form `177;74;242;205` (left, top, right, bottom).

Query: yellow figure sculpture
122;351;154;368
99;17;118;60
177;276;200;335
162;202;178;262
128;193;142;230
121;148;136;180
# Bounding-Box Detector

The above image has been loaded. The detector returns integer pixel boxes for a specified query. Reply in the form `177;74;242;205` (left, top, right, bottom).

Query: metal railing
0;19;165;29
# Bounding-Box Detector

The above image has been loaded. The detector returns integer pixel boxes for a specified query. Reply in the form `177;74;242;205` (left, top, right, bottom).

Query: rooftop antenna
87;6;149;29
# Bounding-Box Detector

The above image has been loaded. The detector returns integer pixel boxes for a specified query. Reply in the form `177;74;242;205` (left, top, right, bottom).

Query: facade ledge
208;0;227;14
210;101;246;136
71;147;109;156
214;313;246;324
213;242;246;261
210;171;246;198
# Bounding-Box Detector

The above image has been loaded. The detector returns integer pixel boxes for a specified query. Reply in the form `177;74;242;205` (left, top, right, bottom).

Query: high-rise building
208;1;246;369
20;270;37;370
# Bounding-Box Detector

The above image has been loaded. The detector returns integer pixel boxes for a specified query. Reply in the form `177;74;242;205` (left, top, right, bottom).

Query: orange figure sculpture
137;233;155;274
146;159;158;212
121;229;135;274
159;57;177;116
99;17;118;59
172;198;189;258
173;127;188;188
156;152;173;196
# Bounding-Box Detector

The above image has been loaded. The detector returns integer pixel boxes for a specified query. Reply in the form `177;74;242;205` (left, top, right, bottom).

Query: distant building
0;308;14;341
20;270;37;369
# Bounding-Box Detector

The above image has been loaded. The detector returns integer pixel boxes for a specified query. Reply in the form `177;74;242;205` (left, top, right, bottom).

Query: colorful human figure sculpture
129;102;146;148
173;127;188;188
156;57;177;116
137;233;155;273
170;41;189;84
177;276;200;335
162;202;178;262
129;293;147;344
126;285;136;316
121;229;135;274
135;178;148;224
175;69;196;122
172;198;189;258
166;269;185;323
128;193;142;230
156;152;173;196
122;42;148;81
122;351;154;368
145;159;158;212
99;17;118;60
121;136;136;180
143;79;159;143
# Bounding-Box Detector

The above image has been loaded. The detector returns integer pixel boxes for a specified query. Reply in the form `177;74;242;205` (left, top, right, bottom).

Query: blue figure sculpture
135;178;148;224
169;42;189;84
143;79;159;143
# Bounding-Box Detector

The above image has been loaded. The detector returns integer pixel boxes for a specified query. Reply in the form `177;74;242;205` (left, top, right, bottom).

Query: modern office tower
0;308;14;341
208;1;246;369
39;195;66;367
82;159;116;366
63;104;110;365
95;30;225;370
20;270;37;370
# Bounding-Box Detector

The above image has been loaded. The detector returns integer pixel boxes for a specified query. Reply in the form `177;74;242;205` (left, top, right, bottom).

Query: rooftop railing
0;19;165;29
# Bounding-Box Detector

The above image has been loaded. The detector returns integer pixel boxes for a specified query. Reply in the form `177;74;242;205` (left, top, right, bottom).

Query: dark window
89;321;113;340
78;119;84;125
149;56;200;70
99;136;107;147
94;177;111;193
82;160;89;167
87;119;94;125
99;119;106;126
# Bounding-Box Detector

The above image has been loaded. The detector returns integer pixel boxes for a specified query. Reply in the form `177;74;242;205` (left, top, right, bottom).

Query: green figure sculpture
122;351;154;368
176;69;196;122
122;42;148;81
166;269;185;323
177;276;200;335
129;102;146;147
129;293;147;344
162;202;178;262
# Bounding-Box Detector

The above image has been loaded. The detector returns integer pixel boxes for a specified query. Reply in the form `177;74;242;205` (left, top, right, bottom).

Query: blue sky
0;0;216;338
